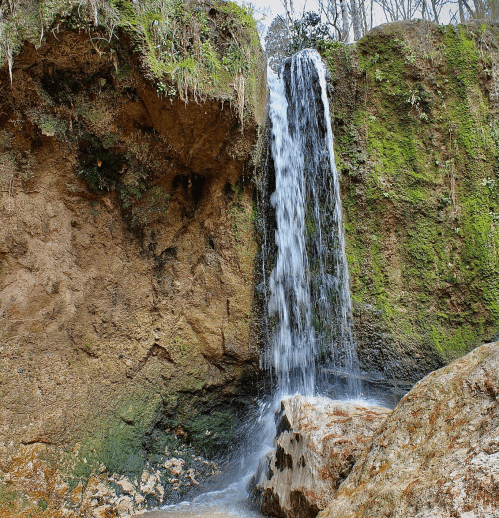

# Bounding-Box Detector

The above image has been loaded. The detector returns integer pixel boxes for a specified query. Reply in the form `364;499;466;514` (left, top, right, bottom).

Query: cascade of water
146;49;362;518
266;57;316;398
266;49;361;399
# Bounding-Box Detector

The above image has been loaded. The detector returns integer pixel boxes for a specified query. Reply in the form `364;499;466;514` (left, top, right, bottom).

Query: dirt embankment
0;25;265;516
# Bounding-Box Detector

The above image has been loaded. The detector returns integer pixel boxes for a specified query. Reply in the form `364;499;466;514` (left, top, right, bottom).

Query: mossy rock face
320;21;499;381
66;388;239;486
0;0;266;124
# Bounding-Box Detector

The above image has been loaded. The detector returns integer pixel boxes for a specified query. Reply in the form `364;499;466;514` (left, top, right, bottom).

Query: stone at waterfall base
249;396;392;518
317;342;499;518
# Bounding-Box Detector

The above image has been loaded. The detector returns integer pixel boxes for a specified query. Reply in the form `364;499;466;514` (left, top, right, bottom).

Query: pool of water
143;477;265;518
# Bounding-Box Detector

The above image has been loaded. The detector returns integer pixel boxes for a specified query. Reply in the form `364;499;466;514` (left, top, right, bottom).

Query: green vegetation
322;22;499;361
37;498;49;511
99;399;162;476
0;0;263;117
0;482;22;508
65;390;164;487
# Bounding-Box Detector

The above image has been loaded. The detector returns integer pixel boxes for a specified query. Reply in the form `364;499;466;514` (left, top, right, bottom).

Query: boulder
249;395;392;518
318;342;499;518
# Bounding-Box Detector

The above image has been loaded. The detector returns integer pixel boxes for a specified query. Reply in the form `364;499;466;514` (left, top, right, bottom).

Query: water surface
143;478;265;518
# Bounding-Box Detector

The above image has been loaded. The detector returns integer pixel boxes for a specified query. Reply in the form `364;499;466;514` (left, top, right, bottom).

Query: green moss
37;498;49;511
323;22;499;362
0;482;22;508
63;343;230;485
67;392;163;486
32;113;67;138
430;324;477;360
0;0;264;121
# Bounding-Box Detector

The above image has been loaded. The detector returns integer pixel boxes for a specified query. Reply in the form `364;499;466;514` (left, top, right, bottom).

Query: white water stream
147;48;360;518
265;49;361;400
145;479;264;518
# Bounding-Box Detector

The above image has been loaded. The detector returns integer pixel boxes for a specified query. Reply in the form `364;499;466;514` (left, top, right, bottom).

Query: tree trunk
430;0;440;23
350;0;362;40
340;0;350;41
458;0;465;22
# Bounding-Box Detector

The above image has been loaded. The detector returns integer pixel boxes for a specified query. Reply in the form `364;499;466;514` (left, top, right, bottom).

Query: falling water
145;48;361;518
266;55;316;397
266;49;361;399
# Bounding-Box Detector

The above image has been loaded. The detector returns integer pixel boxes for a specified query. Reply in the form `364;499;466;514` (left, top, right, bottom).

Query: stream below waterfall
143;480;265;518
143;48;381;518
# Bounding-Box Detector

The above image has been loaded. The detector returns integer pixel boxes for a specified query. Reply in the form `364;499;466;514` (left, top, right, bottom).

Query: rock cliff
323;22;499;387
0;1;266;515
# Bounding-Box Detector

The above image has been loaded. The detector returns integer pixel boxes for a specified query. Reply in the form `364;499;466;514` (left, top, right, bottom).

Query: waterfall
266;55;316;397
149;48;363;518
265;49;361;399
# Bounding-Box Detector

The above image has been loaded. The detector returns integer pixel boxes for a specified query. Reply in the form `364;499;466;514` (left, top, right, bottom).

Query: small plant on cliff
37;499;48;511
0;0;120;82
0;481;26;509
31;112;67;138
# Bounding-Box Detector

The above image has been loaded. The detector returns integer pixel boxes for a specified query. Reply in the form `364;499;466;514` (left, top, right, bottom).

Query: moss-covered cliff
321;21;499;383
0;1;266;516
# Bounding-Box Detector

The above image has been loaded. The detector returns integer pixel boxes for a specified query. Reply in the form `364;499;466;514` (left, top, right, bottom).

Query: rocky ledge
249;395;392;518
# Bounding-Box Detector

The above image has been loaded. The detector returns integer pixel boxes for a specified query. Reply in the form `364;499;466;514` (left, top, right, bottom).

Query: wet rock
115;495;134;515
318;342;499;518
134;493;146;505
140;470;159;495
116;478;135;496
187;468;200;486
249;395;391;518
91;505;117;518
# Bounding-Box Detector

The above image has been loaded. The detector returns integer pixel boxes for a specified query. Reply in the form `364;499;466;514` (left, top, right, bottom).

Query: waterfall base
248;395;391;518
143;478;264;518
